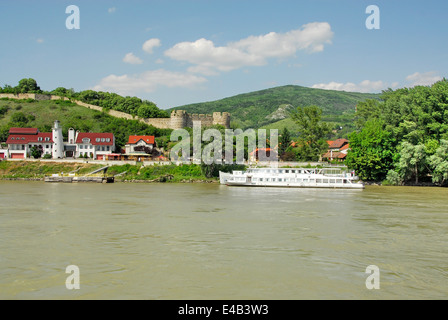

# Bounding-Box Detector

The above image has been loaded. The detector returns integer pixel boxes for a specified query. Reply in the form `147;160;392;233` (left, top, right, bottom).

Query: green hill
171;85;380;130
0;98;171;150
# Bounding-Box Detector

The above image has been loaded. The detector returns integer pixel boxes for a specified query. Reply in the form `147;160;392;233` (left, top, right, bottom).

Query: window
101;138;105;142
96;138;100;142
106;138;110;142
106;146;110;151
45;137;50;142
38;137;43;142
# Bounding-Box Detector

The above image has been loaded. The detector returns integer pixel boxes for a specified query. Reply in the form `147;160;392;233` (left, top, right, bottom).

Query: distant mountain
170;85;381;130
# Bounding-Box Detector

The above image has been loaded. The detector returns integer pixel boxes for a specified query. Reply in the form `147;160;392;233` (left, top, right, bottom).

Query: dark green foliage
291;105;331;161
278;127;291;157
17;78;41;93
345;119;396;181
9;112;30;126
347;79;448;183
73;90;168;118
30;146;43;159
0;78;41;94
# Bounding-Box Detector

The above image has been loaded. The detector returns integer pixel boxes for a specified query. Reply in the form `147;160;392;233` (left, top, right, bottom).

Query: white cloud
405;71;442;87
164;22;333;75
108;7;116;14
123;52;143;65
92;69;207;95
36;38;44;44
312;80;388;93
143;38;161;54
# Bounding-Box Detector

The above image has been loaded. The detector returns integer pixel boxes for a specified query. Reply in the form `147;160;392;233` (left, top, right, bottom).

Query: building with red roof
125;135;155;155
5;128;54;159
75;132;115;160
322;138;350;162
3;121;115;160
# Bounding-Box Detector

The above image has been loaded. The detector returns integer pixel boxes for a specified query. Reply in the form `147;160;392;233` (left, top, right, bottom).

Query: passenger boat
219;167;364;189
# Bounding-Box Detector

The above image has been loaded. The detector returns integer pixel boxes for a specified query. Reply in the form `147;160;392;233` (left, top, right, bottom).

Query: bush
384;169;402;186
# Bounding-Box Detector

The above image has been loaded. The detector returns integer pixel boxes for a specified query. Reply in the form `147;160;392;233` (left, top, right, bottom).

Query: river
0;181;447;299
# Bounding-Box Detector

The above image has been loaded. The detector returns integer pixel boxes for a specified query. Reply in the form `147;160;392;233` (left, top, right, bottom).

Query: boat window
259;178;263;182
316;179;322;183
310;179;315;183
303;179;308;182
323;179;329;183
337;179;342;184
330;179;336;184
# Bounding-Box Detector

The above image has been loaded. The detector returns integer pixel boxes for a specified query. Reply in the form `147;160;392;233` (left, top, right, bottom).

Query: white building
3;121;115;160
5;128;53;159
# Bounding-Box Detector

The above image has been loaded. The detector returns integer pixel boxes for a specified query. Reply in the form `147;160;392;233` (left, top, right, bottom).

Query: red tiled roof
329;138;349;149
76;133;114;145
7;132;53;144
9;128;39;135
323;151;347;159
127;135;155;145
339;144;350;152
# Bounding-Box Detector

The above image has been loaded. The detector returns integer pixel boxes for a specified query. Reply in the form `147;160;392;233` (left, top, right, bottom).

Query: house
75;132;115;160
125;136;155;154
5;128;53;159
322;138;350;161
3;120;115;160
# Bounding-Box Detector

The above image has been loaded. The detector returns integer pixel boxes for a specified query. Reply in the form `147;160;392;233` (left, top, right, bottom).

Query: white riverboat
219;167;364;189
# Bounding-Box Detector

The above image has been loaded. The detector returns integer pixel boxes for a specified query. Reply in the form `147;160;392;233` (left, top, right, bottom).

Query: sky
0;0;447;109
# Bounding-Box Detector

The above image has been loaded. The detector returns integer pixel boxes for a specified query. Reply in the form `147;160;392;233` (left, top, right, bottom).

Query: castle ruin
142;110;231;129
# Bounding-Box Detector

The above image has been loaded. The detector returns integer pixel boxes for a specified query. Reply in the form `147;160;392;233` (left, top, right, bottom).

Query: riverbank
0;161;217;183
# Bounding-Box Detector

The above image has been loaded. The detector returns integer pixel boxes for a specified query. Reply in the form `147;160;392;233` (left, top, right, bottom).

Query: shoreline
0;160;445;187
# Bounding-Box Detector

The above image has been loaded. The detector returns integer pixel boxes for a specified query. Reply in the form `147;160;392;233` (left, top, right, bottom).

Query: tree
30;146;43;159
345;119;395;181
278;127;291;158
17;78;40;93
290;105;330;161
354;99;383;129
428;140;448;186
395;141;427;184
9;112;29;126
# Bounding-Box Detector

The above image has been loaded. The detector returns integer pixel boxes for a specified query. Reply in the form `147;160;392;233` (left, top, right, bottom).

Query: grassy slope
171;85;380;129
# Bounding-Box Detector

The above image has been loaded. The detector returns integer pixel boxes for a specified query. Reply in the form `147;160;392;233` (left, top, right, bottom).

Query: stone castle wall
0;94;230;129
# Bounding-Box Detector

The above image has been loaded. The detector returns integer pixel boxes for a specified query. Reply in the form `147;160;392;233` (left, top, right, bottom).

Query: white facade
52;120;64;159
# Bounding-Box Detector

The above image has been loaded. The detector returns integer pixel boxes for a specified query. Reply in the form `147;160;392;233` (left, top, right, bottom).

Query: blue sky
0;0;446;109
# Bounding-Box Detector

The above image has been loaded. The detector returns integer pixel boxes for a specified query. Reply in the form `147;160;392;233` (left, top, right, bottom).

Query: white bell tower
52;120;64;159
